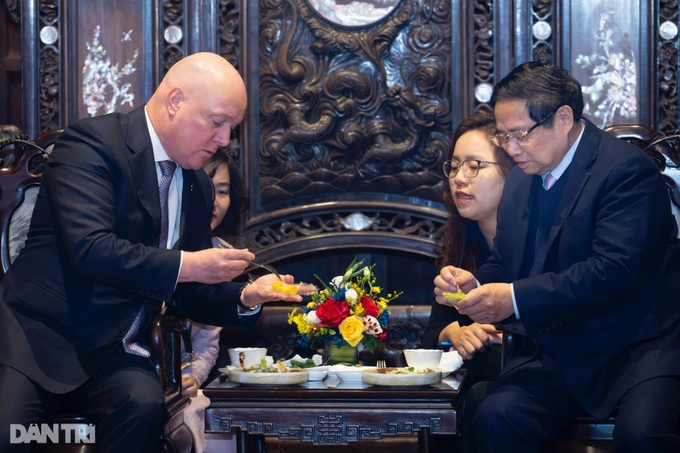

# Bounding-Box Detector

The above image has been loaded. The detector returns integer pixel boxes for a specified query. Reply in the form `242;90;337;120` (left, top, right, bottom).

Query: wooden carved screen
18;0;221;138
17;0;680;303
231;0;454;302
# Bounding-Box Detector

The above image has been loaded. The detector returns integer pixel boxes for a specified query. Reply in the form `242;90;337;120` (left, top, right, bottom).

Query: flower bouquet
288;258;401;353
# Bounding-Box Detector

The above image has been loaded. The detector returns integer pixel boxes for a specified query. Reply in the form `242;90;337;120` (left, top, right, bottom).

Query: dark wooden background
1;0;678;305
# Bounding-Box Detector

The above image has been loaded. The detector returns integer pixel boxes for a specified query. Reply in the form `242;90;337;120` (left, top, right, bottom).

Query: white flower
331;275;345;288
363;315;383;335
345;288;358;305
363;267;370;277
306;310;321;325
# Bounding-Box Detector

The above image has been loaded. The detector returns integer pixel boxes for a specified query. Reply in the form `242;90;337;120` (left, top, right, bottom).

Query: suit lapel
175;169;213;251
126;107;161;245
509;174;535;277
546;120;599;255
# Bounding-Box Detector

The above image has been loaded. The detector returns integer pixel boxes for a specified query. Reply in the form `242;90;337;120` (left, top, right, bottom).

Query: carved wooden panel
209;410;454;445
252;0;452;208
19;0;221;138
14;0;680;268
234;0;456;264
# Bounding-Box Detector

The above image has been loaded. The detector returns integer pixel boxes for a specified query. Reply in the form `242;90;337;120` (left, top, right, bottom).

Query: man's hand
179;248;255;284
240;274;318;308
456;283;514;324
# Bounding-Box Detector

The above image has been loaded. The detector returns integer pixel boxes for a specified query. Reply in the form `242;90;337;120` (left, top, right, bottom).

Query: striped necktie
158;160;177;248
123;160;177;357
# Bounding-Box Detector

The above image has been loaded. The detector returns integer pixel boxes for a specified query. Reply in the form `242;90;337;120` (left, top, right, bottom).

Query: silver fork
248;261;282;281
218;240;282;281
376;360;387;369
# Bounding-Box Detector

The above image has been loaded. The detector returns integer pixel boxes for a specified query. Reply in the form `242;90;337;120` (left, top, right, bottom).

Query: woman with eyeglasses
423;112;515;383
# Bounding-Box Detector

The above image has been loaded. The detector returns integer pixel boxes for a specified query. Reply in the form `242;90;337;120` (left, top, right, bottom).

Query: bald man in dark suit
0;52;311;452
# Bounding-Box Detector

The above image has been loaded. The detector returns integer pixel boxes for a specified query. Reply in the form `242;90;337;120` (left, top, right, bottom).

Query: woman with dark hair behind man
422;111;515;385
202;148;249;247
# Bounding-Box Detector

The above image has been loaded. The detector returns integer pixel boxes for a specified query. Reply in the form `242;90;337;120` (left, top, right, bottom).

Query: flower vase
325;342;358;366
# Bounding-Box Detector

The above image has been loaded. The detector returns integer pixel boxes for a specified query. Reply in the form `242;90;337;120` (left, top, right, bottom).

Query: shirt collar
144;107;171;163
542;119;585;184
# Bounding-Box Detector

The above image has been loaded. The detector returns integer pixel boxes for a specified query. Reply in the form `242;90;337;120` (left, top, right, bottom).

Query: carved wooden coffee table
203;370;465;453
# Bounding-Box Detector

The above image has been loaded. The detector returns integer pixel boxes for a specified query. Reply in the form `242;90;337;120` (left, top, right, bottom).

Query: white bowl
307;365;330;381
403;349;443;369
228;347;268;368
329;364;364;382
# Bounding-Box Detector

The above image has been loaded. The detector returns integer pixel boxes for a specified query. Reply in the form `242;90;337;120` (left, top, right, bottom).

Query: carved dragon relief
257;0;452;208
218;0;241;67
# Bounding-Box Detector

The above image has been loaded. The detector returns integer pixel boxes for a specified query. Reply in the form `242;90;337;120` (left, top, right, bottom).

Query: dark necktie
123;160;177;357
158;160;177;248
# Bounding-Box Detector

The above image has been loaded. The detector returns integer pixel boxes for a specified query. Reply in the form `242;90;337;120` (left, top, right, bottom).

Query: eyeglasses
442;159;500;178
489;108;559;147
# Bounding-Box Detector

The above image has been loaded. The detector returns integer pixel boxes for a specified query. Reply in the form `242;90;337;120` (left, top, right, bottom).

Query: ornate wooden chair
0;130;193;452
501;124;679;452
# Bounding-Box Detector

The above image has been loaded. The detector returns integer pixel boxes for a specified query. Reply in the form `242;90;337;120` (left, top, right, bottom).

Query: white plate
228;368;309;385
328;365;371;382
362;368;442;386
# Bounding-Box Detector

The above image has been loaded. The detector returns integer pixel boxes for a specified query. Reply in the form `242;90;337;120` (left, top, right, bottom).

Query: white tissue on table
438;350;463;371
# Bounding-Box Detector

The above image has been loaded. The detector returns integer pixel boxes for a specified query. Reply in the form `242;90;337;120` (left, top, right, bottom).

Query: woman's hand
433;265;477;307
440;321;502;360
181;374;199;397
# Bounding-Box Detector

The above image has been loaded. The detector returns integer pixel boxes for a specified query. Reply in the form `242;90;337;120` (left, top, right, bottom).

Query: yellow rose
338;315;364;347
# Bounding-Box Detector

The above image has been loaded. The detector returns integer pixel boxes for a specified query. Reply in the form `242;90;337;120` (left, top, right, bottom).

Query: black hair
490;61;584;127
202;148;249;241
435;111;516;270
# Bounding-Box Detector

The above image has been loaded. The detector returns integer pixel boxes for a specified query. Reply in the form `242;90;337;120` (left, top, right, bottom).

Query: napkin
438;350;463;371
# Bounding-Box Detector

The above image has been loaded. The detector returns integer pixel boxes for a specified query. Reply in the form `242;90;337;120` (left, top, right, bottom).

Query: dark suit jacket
0;107;245;394
474;119;680;418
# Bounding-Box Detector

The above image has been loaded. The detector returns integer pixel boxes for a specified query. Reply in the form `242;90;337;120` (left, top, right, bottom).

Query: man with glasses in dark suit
435;61;680;452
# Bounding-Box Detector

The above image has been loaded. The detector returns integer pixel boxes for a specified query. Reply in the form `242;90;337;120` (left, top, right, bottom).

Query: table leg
235;429;248;453
418;427;432;453
235;429;267;453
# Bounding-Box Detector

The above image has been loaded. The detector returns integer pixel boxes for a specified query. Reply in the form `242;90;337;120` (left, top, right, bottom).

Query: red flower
316;299;350;327
379;331;388;342
360;296;380;317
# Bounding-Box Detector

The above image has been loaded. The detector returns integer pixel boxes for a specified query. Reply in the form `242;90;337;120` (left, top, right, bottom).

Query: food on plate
271;281;298;295
290;358;320;368
376;366;437;375
236;359;304;373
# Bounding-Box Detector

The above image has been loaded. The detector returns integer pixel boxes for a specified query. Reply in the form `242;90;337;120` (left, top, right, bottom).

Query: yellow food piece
271;281;298;295
442;291;465;302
